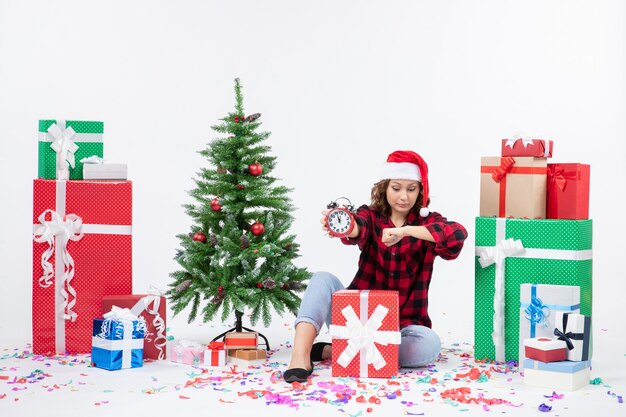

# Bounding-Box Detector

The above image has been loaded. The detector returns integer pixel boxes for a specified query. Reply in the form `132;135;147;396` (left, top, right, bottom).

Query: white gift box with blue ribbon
92;307;146;370
518;283;580;370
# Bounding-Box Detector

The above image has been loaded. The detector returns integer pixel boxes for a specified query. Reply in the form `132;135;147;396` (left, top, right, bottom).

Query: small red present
501;137;553;158
224;332;257;349
329;290;401;378
524;337;568;362
546;163;590;220
204;341;227;366
32;179;132;354
102;294;167;360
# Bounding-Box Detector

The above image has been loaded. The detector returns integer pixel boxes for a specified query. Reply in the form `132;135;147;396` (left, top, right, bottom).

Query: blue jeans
295;271;441;368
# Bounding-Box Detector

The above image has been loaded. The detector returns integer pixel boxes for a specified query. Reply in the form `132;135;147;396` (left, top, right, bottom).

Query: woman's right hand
320;210;333;237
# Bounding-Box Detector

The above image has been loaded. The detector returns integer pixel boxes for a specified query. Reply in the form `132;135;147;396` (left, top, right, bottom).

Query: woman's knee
399;326;441;367
307;271;343;292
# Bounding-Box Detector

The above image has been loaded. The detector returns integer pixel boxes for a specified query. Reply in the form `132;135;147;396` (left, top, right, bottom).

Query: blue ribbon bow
524;297;550;329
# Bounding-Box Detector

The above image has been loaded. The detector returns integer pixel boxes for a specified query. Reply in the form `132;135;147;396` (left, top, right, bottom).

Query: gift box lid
39;120;104;134
83;163;128;180
524;337;568;351
523;358;590;373
501;138;553;158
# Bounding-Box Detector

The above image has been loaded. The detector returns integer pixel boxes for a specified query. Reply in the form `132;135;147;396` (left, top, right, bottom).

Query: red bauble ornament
210;198;222;211
282;283;289;290
218;286;223;292
193;232;207;243
250;221;265;236
256;282;263;288
234;115;240;123
248;161;263;176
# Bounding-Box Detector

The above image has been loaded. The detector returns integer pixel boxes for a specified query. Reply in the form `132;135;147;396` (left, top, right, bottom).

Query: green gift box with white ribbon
38;120;104;180
474;217;592;363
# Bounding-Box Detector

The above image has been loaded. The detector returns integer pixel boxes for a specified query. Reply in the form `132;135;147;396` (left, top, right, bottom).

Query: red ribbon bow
548;166;568;191
491;157;515;183
208;341;225;350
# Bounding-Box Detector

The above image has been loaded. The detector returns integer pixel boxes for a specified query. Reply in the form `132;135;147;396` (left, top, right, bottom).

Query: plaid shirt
341;205;467;329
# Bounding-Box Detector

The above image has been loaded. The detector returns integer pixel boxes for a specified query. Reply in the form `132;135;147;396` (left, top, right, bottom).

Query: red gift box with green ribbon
32;179;132;354
547;163;590;220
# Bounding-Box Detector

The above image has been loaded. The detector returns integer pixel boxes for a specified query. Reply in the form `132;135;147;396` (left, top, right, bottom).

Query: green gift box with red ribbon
474;217;592;363
547;163;591;220
480;156;547;219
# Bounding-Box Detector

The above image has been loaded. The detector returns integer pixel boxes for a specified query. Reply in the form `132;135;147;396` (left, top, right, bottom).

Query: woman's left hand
381;227;405;246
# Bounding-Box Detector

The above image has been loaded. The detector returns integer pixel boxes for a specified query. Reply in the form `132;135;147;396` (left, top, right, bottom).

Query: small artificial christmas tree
168;78;310;336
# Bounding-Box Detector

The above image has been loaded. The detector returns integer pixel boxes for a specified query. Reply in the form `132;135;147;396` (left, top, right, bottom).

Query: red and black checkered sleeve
340;205;372;249
422;211;467;260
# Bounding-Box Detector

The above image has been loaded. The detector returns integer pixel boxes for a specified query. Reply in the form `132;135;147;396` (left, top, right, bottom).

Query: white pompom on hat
380;150;430;217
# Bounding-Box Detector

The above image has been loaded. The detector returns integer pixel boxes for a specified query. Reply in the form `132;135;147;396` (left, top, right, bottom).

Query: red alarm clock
324;197;355;238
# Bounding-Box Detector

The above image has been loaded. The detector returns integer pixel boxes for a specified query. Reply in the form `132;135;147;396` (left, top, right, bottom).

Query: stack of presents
31;119;263;371
169;332;267;367
475;136;592;390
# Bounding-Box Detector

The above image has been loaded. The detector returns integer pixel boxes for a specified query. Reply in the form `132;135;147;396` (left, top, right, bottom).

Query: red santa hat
379;150;430;217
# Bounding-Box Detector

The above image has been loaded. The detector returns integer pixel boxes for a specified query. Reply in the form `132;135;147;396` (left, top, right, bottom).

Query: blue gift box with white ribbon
91;307;146;371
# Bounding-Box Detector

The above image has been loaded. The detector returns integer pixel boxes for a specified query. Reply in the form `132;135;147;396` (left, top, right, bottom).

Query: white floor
1;315;624;417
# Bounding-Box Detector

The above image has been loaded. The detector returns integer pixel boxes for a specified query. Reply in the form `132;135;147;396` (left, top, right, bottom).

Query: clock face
327;208;353;236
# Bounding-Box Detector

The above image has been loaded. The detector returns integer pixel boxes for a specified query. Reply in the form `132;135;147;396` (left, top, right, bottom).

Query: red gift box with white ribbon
329;290;401;378
32;179;132;354
501;137;553;158
102;293;167;360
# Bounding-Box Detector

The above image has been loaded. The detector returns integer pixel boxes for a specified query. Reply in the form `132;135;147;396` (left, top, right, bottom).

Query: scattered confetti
544;391;564;400
607;391;624;404
0;329;622;414
538;403;552;412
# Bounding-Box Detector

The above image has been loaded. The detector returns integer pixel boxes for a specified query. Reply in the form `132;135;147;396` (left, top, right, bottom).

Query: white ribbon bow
98;307;144;369
476;238;525;362
48;121;79;180
104;306;138;321
130;288;167;360
80;155;105;164
329;304;401;372
33;209;84;321
504;133;535;149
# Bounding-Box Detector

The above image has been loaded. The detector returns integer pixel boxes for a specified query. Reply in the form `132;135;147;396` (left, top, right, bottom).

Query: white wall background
0;0;624;344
